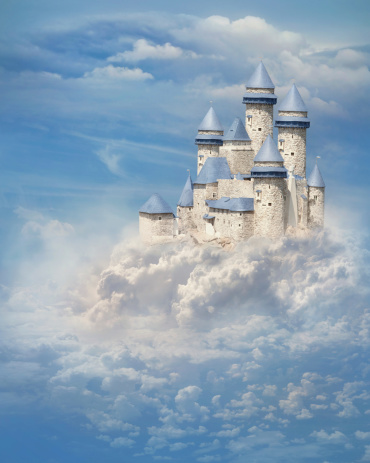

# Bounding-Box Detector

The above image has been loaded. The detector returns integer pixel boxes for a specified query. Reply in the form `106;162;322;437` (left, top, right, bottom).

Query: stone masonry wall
277;127;306;178
139;212;174;244
279;111;308;118
218;179;254;199
245;103;274;155
220;142;255;175
308;186;325;229
299;195;308;227
193;184;207;232
210;209;254;240
253;178;286;239
177;206;196;234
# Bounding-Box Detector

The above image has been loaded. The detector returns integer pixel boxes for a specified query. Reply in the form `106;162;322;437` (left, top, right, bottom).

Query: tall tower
251;135;288;239
221;117;254;175
139;193;175;244
275;84;310;178
243;62;277;154
307;161;325;229
195;106;223;174
177;172;195;233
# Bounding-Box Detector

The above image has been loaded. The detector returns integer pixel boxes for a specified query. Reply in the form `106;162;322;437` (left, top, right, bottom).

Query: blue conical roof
246;62;275;89
254;135;284;163
307;163;325;187
195;157;232;184
139;193;174;214
177;173;193;207
279;84;307;112
198;107;223;132
224;117;251;141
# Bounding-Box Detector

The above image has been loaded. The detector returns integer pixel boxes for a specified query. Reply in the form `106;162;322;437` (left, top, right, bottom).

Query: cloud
108;39;184;62
83;65;154;81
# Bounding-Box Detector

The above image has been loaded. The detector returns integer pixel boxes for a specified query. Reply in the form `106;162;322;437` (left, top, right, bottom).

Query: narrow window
239;224;241;227
269;185;270;189
158;217;162;220
268;203;272;206
314;195;318;200
239;213;242;216
213;193;216;198
291;152;294;156
258;128;262;132
292;135;293;139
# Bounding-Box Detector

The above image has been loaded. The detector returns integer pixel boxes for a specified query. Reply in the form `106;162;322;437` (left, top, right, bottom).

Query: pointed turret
253;135;284;164
243;61;277;154
307;160;325;229
139;193;174;215
224;117;251;141
275;84;310;178
246;61;275;89
178;173;194;207
307;163;325;188
195;105;224;175
279;84;307;112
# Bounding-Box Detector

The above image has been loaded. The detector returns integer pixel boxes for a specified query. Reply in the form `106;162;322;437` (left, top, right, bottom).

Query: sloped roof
139;193;174;214
279;84;307;112
177;173;193;207
254;135;284;163
198;107;223;132
195;157;232;184
235;172;244;180
224;117;251;141
246;61;275;89
307;163;325;188
206;197;254;212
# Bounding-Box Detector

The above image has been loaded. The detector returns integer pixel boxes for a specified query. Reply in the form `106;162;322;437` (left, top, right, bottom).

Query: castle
139;62;325;245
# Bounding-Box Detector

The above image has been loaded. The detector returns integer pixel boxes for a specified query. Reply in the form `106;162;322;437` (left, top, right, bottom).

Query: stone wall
245;103;273;155
220;142;254;175
308;186;325;228
177;206;196;234
210;208;254;240
253;178;287;239
277;126;306;178
139;212;174;244
218;179;254;199
299;194;308;227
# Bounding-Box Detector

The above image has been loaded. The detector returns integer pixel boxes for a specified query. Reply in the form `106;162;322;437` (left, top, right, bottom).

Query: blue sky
1;1;370;462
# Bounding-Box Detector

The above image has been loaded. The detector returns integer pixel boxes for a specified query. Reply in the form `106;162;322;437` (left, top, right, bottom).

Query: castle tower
243;62;277;154
177;172;195;233
275;84;310;178
195;106;223;174
139;193;175;244
307;161;325;229
220;117;254;175
251;135;288;238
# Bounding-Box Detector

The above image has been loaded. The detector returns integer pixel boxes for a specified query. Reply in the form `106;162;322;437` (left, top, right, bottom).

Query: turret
307;160;325;229
139;193;175;244
275;84;310;178
195;106;223;174
177;172;195;233
221;117;254;175
251;135;287;238
243;62;277;154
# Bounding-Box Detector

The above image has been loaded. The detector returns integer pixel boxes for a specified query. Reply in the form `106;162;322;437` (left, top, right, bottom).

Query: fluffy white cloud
83;65;154;81
108;39;184;62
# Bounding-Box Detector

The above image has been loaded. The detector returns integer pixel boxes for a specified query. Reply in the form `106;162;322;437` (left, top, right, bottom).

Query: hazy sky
0;1;370;462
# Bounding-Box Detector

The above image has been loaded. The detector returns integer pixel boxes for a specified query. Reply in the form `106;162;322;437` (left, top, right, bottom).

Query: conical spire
279;84;307;112
307;163;325;187
139;193;174;214
198;106;223;132
177;173;194;207
224;117;251;141
246;61;275;89
254;135;284;163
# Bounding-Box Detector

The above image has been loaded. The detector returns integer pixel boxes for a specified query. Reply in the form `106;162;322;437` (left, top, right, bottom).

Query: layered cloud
2;225;370;462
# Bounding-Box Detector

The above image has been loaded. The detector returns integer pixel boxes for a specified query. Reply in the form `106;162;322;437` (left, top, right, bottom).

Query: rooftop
195;157;232;184
224;117;251;141
206;197;254;212
177;173;194;207
139;193;174;215
307;163;325;188
198;106;223;132
254;135;284;163
279;84;308;112
246;61;275;89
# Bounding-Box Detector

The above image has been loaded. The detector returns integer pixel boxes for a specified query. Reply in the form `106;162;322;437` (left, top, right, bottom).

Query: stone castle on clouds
139;62;325;245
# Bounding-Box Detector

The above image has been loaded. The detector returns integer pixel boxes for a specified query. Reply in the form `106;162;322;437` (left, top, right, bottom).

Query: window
239;213;242;216
239;224;241;227
291;152;294;156
158;217;162;220
292;135;294;139
269;185;270;189
314;195;318;200
258;128;262;131
268;203;272;206
213;193;217;198
189;208;191;211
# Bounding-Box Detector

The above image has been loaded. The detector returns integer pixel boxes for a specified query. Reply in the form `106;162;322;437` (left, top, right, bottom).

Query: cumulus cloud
83;65;154;81
108;39;185;62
